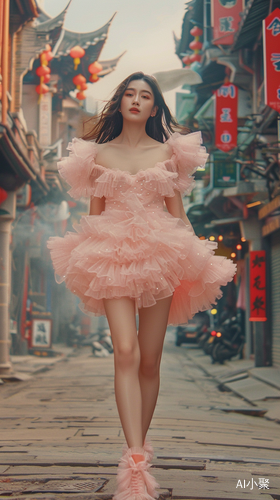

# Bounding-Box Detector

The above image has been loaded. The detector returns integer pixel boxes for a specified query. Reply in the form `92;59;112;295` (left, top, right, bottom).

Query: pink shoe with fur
114;447;159;500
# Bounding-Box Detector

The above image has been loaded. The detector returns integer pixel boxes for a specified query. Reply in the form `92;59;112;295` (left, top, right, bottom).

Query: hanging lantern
36;66;50;77
189;40;203;51
36;65;51;88
35;83;49;95
182;55;191;66
88;61;102;75
189;26;203;65
0;186;8;205
76;91;86;101
89;73;99;83
43;74;50;83
190;53;202;63
70;45;85;70
79;82;88;91
72;74;86;89
43;50;53;63
190;26;203;38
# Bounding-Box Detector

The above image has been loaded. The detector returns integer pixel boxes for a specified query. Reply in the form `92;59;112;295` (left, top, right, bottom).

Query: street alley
0;331;279;500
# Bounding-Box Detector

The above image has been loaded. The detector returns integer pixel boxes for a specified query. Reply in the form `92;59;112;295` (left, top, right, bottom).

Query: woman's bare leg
138;294;173;440
103;297;143;449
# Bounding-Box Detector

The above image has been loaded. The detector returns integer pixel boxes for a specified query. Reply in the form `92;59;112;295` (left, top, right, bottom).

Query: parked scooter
211;316;244;364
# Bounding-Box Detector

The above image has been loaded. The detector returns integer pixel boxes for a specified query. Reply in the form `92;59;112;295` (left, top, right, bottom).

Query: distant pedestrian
48;72;236;499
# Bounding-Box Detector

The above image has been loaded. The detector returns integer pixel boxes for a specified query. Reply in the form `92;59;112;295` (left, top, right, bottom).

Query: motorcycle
211;316;245;364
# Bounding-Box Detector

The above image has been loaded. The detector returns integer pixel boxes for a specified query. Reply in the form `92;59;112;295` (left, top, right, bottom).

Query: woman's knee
140;355;161;378
114;340;140;370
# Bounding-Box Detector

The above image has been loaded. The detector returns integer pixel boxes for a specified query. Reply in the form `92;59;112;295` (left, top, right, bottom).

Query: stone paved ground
0;329;279;500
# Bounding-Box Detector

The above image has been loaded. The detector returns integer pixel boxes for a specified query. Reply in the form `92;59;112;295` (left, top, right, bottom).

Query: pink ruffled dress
47;132;236;325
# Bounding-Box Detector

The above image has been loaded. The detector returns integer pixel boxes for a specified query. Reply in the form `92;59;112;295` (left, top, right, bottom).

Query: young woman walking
48;72;236;499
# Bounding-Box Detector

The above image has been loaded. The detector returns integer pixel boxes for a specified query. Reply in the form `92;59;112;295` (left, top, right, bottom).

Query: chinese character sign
211;0;244;45
215;83;238;152
249;251;267;322
263;8;280;112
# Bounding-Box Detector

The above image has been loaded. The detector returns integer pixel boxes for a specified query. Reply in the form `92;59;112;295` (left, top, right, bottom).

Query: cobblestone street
0;330;279;499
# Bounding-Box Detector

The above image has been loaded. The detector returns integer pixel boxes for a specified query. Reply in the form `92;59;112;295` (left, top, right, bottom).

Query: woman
48;72;236;499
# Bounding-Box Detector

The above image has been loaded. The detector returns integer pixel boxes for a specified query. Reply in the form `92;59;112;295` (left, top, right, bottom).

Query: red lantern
72;74;86;89
189;40;203;51
70;45;85;70
88;61;102;75
190;53;202;63
36;66;50;77
188;25;203;66
0;187;8;205
43;50;53;62
43;74;50;83
190;26;203;37
89;73;99;83
79;82;88;91
182;55;191;66
76;91;86;100
35;83;49;95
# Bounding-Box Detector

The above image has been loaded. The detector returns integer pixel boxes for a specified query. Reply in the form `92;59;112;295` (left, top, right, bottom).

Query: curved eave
34;7;68;32
55;12;116;56
0;125;49;195
36;0;71;24
99;51;126;70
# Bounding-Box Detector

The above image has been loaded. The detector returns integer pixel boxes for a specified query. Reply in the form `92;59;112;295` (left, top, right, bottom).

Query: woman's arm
164;190;194;233
89;196;106;215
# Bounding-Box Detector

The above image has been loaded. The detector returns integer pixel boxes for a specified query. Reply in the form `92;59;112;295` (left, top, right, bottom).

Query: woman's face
119;79;157;124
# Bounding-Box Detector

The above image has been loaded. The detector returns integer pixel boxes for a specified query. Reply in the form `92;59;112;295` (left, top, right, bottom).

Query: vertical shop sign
263;8;280;112
211;0;244;45
249;251;267;322
215;83;238;152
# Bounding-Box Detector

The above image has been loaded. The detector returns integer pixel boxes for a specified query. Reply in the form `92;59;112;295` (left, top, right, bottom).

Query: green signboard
213;154;239;188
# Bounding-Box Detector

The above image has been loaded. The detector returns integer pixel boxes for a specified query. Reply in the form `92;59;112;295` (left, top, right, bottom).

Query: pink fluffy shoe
114;447;159;500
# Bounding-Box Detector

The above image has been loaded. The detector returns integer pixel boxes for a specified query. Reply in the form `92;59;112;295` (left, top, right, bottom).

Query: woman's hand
89;196;106;215
164;190;195;234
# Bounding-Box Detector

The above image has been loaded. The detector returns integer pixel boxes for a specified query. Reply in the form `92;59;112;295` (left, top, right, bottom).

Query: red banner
263;8;280;112
211;0;244;46
215;83;238;152
249;251;267;322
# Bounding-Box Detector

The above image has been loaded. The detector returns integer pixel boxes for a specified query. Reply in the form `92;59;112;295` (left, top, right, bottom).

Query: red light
216;331;222;337
218;235;223;242
231;252;236;258
236;244;242;250
211;330;217;336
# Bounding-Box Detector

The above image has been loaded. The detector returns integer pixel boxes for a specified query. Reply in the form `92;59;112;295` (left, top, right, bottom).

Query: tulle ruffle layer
57;132;209;200
47;209;236;325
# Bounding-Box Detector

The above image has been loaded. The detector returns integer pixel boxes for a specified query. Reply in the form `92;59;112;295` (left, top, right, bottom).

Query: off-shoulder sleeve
166;132;209;195
57;138;102;199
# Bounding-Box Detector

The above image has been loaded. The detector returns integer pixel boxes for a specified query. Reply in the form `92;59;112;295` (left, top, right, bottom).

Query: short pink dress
47;132;236;325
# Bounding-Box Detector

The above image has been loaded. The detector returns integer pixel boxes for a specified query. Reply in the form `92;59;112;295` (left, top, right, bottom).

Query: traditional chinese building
175;0;280;367
0;0;123;366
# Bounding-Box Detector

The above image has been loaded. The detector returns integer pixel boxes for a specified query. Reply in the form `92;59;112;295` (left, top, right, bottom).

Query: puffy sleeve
57;137;102;199
166;132;209;195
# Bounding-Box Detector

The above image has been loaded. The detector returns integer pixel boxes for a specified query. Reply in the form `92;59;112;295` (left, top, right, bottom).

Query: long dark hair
82;72;186;143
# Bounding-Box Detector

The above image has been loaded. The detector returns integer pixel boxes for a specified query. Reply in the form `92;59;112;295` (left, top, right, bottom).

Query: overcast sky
43;0;188;114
